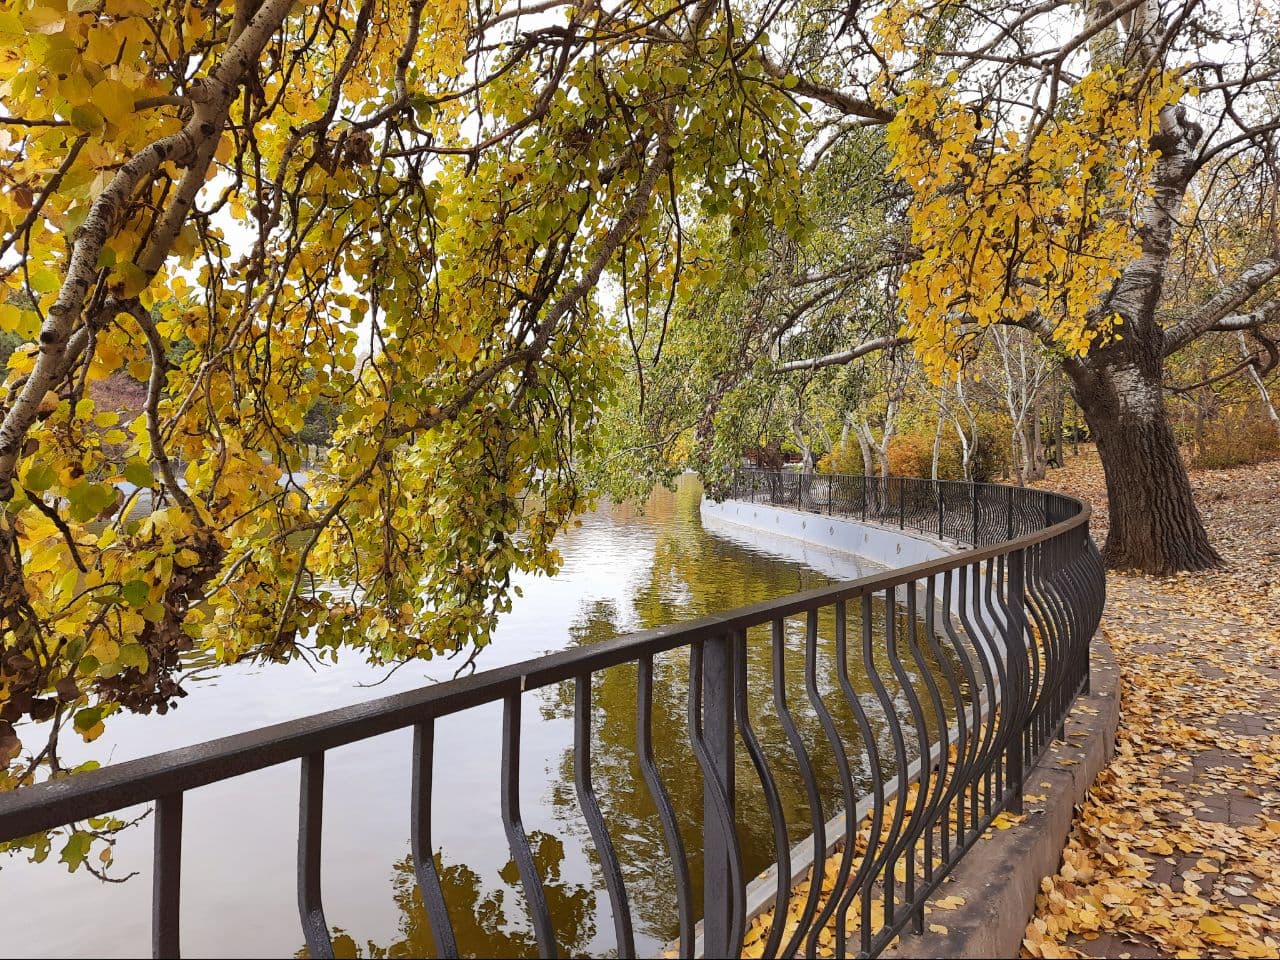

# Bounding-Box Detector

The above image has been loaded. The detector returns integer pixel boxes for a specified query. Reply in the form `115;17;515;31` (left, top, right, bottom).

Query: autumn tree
626;0;1279;573
586;125;917;495
872;0;1279;571
0;0;824;782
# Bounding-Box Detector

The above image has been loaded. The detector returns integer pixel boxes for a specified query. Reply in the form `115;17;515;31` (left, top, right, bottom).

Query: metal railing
0;471;1104;959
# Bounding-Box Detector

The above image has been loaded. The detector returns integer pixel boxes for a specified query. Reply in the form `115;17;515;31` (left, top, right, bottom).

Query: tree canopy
0;0;814;782
1;0;1278;797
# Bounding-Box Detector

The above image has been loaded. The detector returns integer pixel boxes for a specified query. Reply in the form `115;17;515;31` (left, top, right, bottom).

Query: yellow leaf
92;78;136;127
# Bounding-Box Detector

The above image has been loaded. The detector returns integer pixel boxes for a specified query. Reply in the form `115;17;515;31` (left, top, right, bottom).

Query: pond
2;475;954;959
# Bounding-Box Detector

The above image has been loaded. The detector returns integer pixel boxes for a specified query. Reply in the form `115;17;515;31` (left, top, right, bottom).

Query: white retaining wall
700;497;955;569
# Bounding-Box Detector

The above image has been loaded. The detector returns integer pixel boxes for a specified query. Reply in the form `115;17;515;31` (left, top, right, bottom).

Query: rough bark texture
1070;360;1221;573
1063;103;1221;573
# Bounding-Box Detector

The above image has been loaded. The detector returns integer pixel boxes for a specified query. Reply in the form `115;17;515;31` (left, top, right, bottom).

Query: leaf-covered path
1025;451;1280;959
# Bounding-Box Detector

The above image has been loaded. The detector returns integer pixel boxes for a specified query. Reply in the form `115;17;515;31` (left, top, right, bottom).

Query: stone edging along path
884;635;1120;959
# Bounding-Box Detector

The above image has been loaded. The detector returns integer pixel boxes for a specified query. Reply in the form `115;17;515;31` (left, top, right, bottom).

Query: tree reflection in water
0;474;980;959
308;832;597;959
529;478;966;952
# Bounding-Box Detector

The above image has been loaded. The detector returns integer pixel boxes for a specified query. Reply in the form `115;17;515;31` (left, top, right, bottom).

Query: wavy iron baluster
411;720;459;958
935;570;984;853
802;608;860;959
636;654;694;958
574;673;636;958
767;618;825;958
733;629;793;960
879;584;936;935
831;597;886;957
501;693;558;959
858;593;911;954
916;574;968;875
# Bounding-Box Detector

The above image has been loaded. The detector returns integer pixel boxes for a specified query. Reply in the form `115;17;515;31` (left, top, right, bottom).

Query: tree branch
0;0;297;501
774;335;910;373
1162;257;1280;355
759;56;894;123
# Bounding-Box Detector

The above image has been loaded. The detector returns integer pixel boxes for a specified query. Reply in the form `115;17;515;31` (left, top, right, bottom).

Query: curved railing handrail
0;476;1089;838
0;473;1105;960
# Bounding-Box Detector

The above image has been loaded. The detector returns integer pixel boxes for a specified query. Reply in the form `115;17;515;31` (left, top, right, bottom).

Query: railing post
937;483;944;538
153;793;183;959
861;475;867;522
899;477;905;529
702;634;736;958
827;476;833;515
971;483;979;545
1005;549;1027;814
1006;484;1015;540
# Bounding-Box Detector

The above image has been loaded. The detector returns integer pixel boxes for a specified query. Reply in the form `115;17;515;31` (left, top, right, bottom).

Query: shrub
888;430;1001;481
1191;413;1280;469
817;411;1013;481
818;441;866;475
886;433;936;478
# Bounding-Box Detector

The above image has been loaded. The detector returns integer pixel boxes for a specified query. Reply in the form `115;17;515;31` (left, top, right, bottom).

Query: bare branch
1162;257;1280;355
774;335;911;373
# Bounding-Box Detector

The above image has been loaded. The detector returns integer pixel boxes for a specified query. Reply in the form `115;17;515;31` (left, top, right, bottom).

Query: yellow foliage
873;16;1183;380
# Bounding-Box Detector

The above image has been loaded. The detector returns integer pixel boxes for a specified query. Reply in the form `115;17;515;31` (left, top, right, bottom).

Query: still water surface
3;476;919;958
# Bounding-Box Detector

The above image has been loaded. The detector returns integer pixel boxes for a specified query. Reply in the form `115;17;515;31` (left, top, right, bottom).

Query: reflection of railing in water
0;472;1104;959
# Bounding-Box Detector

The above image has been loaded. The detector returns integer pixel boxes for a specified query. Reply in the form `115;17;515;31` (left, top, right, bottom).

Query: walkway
1025;452;1280;959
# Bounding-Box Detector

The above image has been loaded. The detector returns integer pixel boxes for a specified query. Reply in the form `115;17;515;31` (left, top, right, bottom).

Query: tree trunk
930;413;944;480
1011;423;1028;485
1070;361;1220;573
1240;332;1280;440
1027;413;1046;481
854;419;874;477
1050;388;1064;468
1060;103;1220;573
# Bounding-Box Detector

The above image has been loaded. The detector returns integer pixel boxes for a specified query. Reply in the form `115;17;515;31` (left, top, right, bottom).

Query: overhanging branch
774;335;910;373
1163;257;1280;356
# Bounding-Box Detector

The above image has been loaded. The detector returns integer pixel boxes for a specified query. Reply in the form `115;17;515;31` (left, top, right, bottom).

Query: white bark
991;327;1053;486
775;335;911;374
1163;259;1280;356
853;415;874;476
0;0;298;499
930;410;944;481
1240;332;1280;439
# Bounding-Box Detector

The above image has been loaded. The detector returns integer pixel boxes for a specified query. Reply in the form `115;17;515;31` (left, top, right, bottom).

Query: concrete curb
884;635;1121;959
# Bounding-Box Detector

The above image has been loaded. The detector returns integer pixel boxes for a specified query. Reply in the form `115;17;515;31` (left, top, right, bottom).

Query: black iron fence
0;472;1104;959
726;470;1079;547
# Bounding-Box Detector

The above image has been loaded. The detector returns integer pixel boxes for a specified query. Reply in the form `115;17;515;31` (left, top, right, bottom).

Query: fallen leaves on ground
1024;451;1280;960
733;779;970;958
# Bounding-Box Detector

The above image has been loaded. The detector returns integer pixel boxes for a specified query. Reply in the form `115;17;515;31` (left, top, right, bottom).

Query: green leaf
121;579;149;607
118;643;148;672
69;104;104;133
123;459;153;487
24;462;55;493
59;831;92;871
73;705;104;733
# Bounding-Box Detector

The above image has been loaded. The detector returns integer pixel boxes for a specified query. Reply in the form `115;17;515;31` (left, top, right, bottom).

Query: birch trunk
1240;332;1280;439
